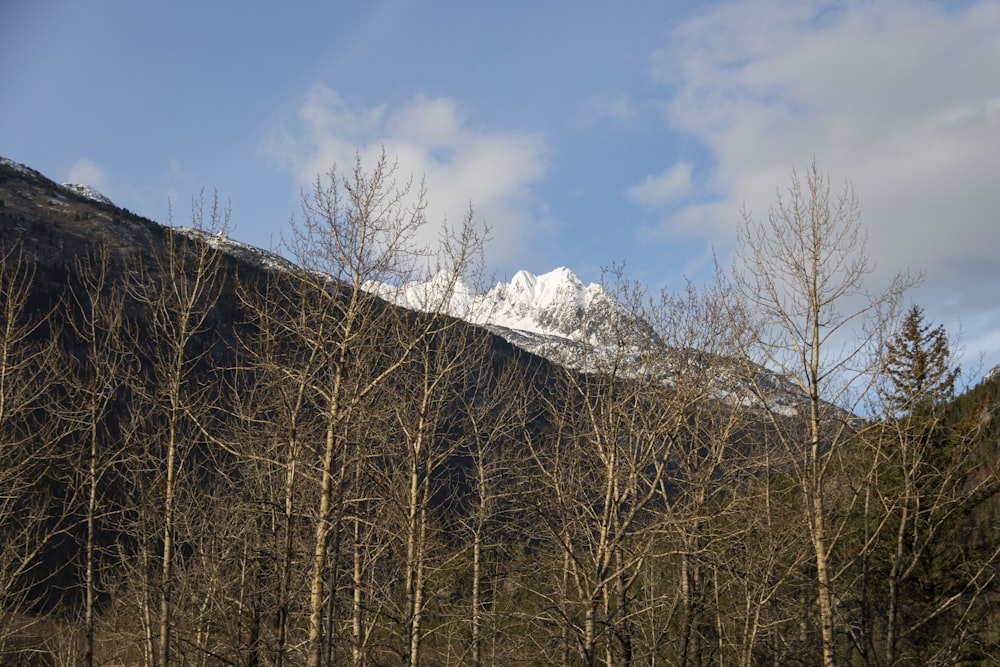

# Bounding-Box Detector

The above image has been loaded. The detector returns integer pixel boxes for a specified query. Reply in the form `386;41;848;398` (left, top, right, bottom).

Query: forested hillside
1;155;998;666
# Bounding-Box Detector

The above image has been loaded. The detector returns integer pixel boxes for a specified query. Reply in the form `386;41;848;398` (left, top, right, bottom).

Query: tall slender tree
123;192;227;666
280;149;483;667
727;160;912;666
63;243;133;667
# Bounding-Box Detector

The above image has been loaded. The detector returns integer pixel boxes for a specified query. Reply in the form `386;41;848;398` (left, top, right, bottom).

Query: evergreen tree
881;304;958;418
861;305;1000;664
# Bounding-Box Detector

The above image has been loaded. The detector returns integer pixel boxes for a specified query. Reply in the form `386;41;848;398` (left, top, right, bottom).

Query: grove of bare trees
0;155;998;665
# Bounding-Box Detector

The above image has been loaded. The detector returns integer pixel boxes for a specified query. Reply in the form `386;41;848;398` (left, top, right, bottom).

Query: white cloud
648;0;1000;364
263;85;547;269
65;157;110;192
626;162;692;207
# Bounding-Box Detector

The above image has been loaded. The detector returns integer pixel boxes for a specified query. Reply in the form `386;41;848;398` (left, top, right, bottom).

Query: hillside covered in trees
1;155;999;666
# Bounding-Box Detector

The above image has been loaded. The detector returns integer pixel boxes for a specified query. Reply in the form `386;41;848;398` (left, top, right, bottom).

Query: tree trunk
307;419;339;667
472;533;482;667
158;420;177;667
85;417;98;667
812;491;835;667
275;444;297;667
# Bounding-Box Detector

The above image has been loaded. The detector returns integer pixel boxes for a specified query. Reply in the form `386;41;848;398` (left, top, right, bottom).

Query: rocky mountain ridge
381;266;628;362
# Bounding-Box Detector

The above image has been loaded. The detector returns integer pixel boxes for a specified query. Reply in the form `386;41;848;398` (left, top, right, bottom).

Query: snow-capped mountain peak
502;267;583;311
485;267;609;340
376;267;625;366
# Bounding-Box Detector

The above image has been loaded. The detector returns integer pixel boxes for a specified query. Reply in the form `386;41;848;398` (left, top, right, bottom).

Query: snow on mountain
488;268;605;338
984;363;1000;383
169;223;813;417
383;267;816;416
386;267;624;347
374;270;478;319
1;156;114;207
173;227;294;273
61;183;114;206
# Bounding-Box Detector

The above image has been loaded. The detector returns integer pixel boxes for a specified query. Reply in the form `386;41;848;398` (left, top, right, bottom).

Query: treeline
1;155;999;666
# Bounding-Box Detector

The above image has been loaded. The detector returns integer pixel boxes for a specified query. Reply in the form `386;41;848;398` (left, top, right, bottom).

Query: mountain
1;156;115;208
384;267;629;365
385;268;816;417
0;155;620;368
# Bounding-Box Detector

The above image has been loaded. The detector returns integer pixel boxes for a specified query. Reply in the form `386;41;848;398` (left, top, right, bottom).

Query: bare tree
726;160;912;666
61;242;134;667
279;148;483;667
226;257;335;666
451;351;535;667
370;313;490;667
0;242;72;662
122;192;228;666
525;272;687;666
640;283;760;667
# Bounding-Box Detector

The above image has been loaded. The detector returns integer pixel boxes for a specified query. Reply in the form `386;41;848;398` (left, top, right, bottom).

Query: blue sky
3;0;1000;377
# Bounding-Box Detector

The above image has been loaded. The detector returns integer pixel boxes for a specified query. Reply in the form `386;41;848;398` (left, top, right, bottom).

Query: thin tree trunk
409;498;427;667
810;351;835;667
472;531;482;667
142;539;155;667
405;424;431;667
885;501;908;666
812;495;835;667
562;540;572;667
275;444;296;667
307;419;339;667
325;518;343;667
85;416;97;667
352;515;364;666
158;420;177;667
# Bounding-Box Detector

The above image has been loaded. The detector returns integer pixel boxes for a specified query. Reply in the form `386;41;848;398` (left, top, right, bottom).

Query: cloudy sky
3;1;1000;377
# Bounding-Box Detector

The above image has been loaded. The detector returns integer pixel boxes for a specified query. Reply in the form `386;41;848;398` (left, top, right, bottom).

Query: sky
3;0;1000;380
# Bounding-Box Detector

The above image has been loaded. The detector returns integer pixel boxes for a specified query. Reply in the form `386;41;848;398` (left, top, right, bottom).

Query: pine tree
866;305;993;665
881;305;958;418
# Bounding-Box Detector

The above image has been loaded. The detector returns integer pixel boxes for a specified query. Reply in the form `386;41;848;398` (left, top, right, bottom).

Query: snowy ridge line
379;267;621;344
0;156;37;176
172;226;295;273
367;267;810;416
